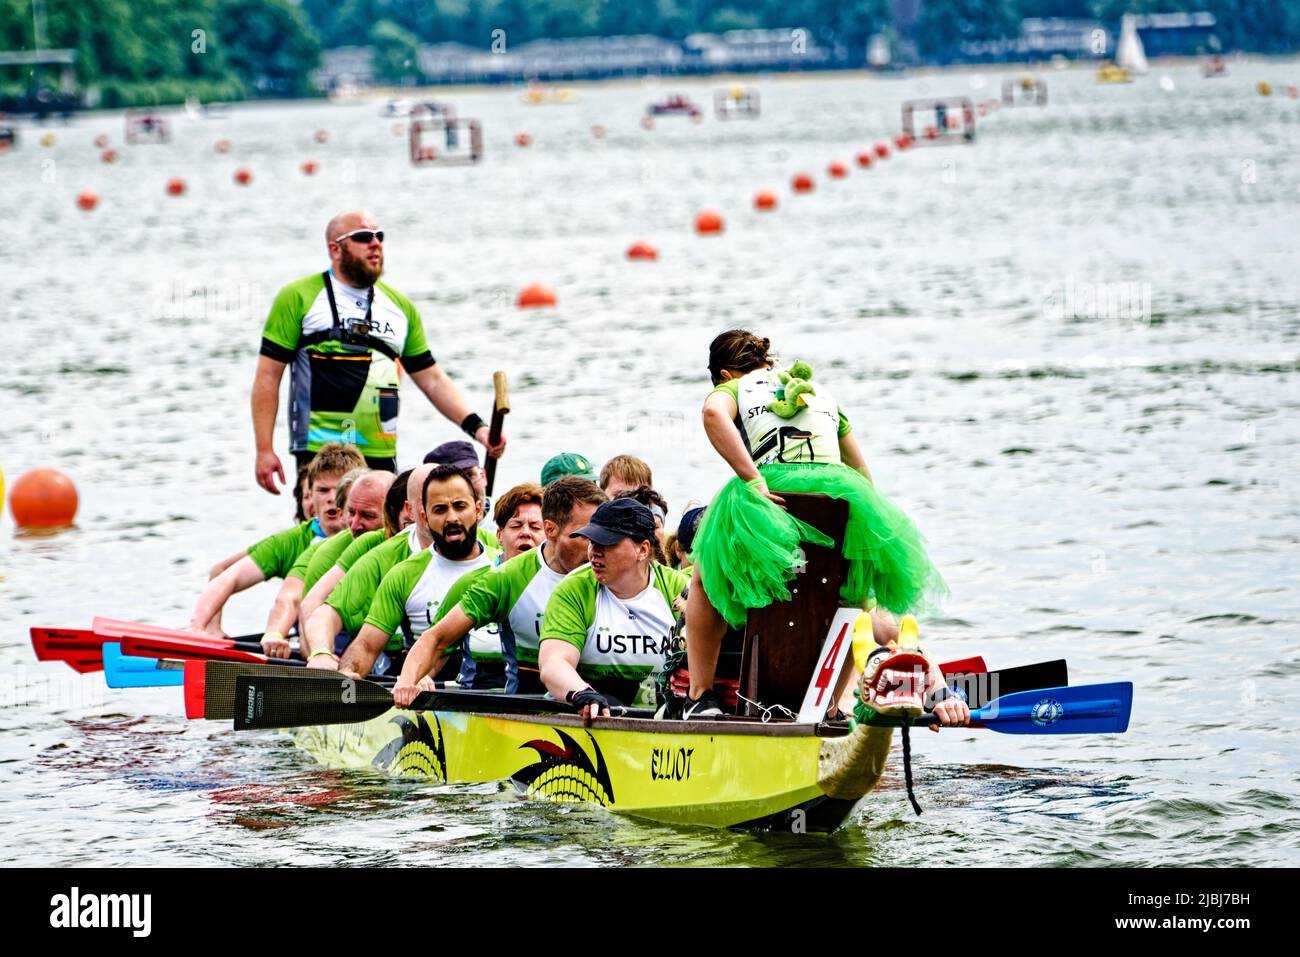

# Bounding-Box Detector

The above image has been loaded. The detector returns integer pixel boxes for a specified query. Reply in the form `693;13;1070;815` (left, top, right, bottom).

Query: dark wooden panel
738;493;849;716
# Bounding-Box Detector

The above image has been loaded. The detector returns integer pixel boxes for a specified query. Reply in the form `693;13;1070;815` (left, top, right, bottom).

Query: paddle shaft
482;371;509;497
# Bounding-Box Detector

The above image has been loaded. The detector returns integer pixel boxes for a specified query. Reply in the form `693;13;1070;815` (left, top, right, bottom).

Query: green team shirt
363;545;498;654
286;537;325;582
455;544;571;667
247;519;326;580
540;564;688;683
259;272;436;459
477;526;499;551
300;529;355;593
326;526;424;637
337;528;386;571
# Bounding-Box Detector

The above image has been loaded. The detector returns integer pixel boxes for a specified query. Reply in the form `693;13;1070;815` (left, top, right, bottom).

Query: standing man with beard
338;466;498;680
252;209;506;495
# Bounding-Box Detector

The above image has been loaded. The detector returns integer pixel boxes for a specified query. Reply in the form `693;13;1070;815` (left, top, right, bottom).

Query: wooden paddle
483;370;509;498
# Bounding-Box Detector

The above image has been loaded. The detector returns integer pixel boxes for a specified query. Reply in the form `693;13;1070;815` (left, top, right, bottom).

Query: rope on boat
736;692;797;724
901;716;923;816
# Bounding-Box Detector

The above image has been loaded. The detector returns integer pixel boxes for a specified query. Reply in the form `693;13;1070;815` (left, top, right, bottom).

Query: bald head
326;209;377;246
327;209;384;288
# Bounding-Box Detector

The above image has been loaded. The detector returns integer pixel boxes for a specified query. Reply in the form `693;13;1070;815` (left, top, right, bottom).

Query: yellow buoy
1257;80;1273;96
40;132;56;147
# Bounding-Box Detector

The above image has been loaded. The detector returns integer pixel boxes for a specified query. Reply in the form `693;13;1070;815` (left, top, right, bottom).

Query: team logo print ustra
1030;697;1064;727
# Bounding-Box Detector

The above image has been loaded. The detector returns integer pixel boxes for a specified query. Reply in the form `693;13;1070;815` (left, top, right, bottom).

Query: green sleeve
362;554;429;638
327;545;391;637
709;380;740;402
286;538;323;582
338;529;385;571
431;566;494;634
457;548;537;628
539;569;599;653
477;526;499;551
247;522;313;580
261;274;322;353
302;530;353;593
652;563;689;608
837;407;851;437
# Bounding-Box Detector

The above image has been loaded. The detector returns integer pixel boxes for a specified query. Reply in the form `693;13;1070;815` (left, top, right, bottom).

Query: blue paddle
866;682;1132;734
102;642;185;688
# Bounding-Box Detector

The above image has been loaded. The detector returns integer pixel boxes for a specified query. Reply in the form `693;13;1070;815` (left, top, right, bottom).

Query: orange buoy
214;138;232;153
1289;85;1299;99
894;133;914;150
9;467;78;529
874;143;890;159
514;132;532;147
301;160;318;175
856;151;873;168
165;178;186;196
93;134;110;148
100;149;118;164
233;167;252;186
591;124;607;139
828;161;847;179
626;241;659;261
791;172;814;193
76;191;99;211
694;209;724;235
640;115;655;130
754;190;778;211
517;283;557;308
314;129;329;144
925;125;939;140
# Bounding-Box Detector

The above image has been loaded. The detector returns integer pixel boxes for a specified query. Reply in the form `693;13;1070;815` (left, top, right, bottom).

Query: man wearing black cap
538;498;688;717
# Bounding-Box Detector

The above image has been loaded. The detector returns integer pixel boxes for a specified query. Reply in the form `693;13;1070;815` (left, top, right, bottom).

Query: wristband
262;631;284;643
309;649;338;661
461;412;486;437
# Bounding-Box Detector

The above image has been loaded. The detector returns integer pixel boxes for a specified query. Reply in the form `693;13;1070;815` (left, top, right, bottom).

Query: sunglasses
333;229;384;245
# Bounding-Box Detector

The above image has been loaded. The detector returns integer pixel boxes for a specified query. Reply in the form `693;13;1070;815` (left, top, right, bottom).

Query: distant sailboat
1116;14;1149;75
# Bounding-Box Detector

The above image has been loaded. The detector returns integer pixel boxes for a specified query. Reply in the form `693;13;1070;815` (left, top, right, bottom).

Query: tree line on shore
1;0;1296;108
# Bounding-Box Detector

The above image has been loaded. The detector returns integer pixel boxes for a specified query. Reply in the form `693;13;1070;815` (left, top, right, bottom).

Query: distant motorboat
647;94;701;118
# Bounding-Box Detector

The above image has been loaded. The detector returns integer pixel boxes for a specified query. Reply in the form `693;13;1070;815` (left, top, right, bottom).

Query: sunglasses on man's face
333;229;384;245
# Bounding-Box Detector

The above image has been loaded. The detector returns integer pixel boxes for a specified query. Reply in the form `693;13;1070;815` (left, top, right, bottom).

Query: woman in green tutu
682;329;947;718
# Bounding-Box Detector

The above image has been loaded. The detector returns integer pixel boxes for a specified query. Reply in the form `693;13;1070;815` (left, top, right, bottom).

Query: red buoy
9;467;79;529
233;168;252;186
214;139;232;154
517;283;557;308
626;241;659;261
514;132;532;147
856;151;874;168
754;190;778;211
100;149;118;164
694;210;724;235
76;191;99;211
828;161;847;179
93;134;110;148
791;172;814;193
314;129;329;144
924;125;939;140
301;160;318;176
875;143;890;159
165;178;186;196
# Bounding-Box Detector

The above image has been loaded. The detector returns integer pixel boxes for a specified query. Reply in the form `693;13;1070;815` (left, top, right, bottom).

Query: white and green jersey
715;367;851;466
363;543;499;654
259;271;436;459
454;543;576;667
540;564;688;683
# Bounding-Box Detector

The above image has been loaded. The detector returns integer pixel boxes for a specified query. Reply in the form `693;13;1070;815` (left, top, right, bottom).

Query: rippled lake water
2;61;1298;866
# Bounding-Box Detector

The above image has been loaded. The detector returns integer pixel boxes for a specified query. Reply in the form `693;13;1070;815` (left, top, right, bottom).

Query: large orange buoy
93;134;110;148
754;190;778;210
514;132;532;147
874;142;890;159
694;209;724;235
165;178;186;196
100;149;118;164
791;172;814;193
76;191;99;211
828;161;847;179
233;167;252;185
214;138;232;153
517;283;557;308
9;467;78;529
626;241;659;261
301;160;318;175
314;129;329;144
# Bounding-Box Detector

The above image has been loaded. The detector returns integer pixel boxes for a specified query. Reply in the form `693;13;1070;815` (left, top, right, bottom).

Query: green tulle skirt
692;462;947;628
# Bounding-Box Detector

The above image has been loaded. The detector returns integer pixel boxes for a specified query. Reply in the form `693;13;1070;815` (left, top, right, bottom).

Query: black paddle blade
232;674;394;730
949;659;1068;709
203;661;372;720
